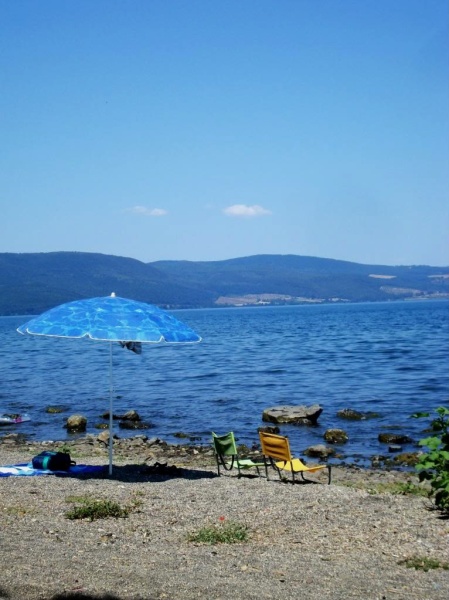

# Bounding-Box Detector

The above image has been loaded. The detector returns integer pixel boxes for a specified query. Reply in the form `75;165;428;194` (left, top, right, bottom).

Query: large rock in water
378;433;413;444
304;444;335;459
324;428;348;444
65;414;87;433
262;404;322;426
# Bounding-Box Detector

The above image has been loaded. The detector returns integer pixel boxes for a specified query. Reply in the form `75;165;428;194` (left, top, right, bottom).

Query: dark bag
32;451;76;471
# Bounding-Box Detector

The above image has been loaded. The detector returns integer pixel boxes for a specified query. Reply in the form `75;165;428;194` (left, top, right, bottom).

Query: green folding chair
212;431;264;477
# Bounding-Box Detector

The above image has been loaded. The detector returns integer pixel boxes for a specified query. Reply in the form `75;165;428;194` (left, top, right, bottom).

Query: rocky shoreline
1;433;448;600
45;403;425;471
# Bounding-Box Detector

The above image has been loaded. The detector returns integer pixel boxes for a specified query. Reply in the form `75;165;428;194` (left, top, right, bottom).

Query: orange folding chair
259;430;331;484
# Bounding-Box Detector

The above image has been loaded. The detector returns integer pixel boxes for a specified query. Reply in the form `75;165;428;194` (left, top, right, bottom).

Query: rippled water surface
1;300;448;466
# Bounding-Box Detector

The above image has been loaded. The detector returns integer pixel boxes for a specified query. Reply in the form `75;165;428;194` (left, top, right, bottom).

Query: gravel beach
1;436;448;600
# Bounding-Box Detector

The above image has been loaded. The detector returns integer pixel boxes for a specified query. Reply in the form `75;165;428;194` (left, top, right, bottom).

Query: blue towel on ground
0;463;106;477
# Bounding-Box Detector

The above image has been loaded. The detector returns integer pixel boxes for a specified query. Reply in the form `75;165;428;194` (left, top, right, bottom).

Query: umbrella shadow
64;463;218;483
110;463;217;482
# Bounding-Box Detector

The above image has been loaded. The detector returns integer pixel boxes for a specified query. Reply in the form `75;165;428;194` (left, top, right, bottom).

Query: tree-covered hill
0;251;447;315
152;254;449;304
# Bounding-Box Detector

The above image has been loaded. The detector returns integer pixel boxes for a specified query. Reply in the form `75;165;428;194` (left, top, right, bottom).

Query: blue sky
1;1;448;266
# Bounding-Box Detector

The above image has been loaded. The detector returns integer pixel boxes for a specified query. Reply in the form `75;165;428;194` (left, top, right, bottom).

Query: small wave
189;372;220;380
418;384;445;392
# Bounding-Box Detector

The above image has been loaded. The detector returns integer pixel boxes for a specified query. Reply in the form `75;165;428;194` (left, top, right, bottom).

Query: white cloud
129;206;168;217
223;204;272;217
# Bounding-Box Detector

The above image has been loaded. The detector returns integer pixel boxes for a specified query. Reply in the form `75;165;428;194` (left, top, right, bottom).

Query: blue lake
0;300;448;467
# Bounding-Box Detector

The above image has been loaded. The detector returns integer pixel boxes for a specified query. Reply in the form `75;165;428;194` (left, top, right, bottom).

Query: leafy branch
412;407;449;514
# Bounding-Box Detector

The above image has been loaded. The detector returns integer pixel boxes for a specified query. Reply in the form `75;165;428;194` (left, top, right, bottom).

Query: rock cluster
262;404;322;425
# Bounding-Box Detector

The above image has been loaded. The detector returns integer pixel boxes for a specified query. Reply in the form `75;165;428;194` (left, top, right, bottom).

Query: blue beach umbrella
17;293;202;474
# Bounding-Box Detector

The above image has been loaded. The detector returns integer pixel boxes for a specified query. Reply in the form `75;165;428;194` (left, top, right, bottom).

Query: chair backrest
212;431;238;457
259;431;292;462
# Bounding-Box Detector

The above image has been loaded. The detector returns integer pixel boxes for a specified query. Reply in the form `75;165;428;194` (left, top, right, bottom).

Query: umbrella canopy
17;293;202;474
17;293;201;343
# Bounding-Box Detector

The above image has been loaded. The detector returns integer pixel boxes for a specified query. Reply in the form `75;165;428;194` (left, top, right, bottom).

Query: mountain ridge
0;251;448;316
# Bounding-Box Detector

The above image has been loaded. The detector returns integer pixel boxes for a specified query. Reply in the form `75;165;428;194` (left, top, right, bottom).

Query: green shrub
412;407;449;513
375;481;428;496
188;517;249;544
388;481;429;496
398;556;449;571
65;497;131;521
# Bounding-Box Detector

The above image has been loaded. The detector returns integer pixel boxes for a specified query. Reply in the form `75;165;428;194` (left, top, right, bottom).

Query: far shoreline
2;295;449;318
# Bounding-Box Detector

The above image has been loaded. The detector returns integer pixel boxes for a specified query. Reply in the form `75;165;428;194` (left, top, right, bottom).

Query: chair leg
276;465;284;481
215;456;221;476
263;458;270;481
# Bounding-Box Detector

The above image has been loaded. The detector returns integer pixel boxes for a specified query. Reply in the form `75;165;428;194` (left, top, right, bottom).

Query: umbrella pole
108;342;113;475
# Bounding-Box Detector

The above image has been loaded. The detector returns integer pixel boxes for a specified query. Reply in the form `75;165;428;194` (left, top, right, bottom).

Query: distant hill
0;251;448;315
0;252;215;315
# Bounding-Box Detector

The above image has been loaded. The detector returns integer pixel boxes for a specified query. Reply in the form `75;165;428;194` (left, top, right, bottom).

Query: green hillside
0;252;448;315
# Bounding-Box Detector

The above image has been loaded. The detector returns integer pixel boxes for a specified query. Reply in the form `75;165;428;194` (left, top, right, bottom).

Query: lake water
0;300;448;468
